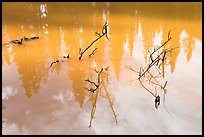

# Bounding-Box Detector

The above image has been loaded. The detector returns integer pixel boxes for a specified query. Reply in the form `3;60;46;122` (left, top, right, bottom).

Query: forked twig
89;48;98;57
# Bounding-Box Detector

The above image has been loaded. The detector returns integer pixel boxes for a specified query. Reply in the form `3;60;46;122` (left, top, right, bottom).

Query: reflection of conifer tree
55;62;61;76
128;30;134;58
12;44;49;98
67;61;94;108
141;19;160;63
185;36;194;62
141;17;181;74
163;29;180;74
65;16;106;107
48;31;61;64
108;21;125;80
63;26;82;107
128;12;138;58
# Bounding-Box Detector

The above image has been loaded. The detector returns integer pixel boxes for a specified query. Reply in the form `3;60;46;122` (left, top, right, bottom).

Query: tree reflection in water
84;66;118;128
1;2;201;134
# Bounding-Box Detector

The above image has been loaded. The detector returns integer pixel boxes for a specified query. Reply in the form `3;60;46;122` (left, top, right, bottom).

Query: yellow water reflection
2;2;202;135
67;60;92;108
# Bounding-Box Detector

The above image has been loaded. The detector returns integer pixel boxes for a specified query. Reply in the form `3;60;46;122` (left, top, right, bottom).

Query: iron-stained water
2;2;202;135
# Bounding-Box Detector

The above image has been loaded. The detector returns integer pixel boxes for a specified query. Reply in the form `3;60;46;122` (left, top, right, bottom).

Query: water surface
2;2;202;135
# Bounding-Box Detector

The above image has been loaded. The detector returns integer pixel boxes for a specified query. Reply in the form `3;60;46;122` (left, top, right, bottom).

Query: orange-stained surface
2;2;202;135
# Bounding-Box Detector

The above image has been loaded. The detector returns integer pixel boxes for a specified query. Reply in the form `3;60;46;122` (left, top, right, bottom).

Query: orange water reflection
2;2;202;135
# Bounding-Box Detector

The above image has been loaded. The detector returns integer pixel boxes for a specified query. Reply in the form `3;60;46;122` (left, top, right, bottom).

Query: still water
2;2;202;135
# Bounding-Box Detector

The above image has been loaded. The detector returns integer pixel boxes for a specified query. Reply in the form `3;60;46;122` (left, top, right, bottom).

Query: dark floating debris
2;36;39;46
3;38;23;45
10;38;24;45
23;36;39;41
49;54;70;68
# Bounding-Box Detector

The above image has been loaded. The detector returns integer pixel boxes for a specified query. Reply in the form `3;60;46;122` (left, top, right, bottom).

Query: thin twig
139;79;156;98
89;48;98;57
49;60;59;68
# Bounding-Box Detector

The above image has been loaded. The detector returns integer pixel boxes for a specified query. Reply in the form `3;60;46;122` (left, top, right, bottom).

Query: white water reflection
2;2;202;135
85;38;202;134
152;29;163;47
40;4;48;18
59;26;67;56
3;122;33;135
2;86;18;100
132;21;144;62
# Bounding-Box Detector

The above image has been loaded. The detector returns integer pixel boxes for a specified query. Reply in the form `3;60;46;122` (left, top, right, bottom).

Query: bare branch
85;78;99;88
89;48;98;57
79;22;109;60
49;60;59;68
125;65;139;73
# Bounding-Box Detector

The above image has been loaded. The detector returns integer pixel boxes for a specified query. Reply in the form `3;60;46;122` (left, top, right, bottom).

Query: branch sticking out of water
49;54;70;68
126;30;177;110
79;22;109;60
49;60;60;68
89;48;98;57
138;30;177;80
2;36;39;46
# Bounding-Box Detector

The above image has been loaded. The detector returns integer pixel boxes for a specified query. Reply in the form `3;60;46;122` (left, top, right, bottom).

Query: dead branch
4;38;24;45
139;78;156;98
49;53;70;68
85;78;98;87
125;65;139;73
3;36;40;46
79;22;109;60
149;30;172;60
23;36;39;41
126;30;176;110
85;78;100;93
49;59;59;68
104;66;109;71
84;87;98;93
89;48;98;57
